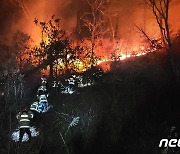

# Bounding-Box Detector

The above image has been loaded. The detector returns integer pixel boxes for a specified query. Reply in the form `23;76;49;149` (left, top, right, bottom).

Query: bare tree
147;0;178;76
81;0;110;67
147;0;172;49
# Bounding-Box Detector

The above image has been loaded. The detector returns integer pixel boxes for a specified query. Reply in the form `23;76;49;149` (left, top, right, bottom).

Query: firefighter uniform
41;77;47;89
16;110;34;143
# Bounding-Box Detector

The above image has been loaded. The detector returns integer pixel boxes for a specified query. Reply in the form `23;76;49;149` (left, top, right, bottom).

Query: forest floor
1;50;180;154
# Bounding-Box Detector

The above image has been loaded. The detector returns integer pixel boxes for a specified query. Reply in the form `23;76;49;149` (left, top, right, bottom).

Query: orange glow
7;0;180;75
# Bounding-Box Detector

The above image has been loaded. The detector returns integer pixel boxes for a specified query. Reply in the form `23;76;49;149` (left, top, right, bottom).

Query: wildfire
97;51;149;72
8;0;179;76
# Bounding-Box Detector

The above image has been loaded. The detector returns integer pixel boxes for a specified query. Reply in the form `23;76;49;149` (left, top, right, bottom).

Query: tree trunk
91;43;95;68
49;62;53;81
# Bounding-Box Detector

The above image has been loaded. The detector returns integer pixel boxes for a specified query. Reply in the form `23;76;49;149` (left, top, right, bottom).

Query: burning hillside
0;0;174;76
1;0;180;154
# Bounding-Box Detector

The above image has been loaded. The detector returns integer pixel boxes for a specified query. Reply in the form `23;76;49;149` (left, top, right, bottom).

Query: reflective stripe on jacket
16;111;34;128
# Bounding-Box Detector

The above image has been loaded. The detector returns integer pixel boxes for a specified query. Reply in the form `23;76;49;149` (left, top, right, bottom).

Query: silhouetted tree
148;0;172;49
81;0;110;68
33;16;83;79
13;31;32;72
147;0;179;79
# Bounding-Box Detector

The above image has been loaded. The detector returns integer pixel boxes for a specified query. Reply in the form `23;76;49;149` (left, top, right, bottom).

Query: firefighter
37;86;49;99
38;101;47;113
16;108;34;145
38;95;48;113
41;74;47;88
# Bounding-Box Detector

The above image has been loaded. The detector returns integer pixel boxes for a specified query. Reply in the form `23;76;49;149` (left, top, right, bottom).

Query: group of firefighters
35;76;49;112
16;75;48;147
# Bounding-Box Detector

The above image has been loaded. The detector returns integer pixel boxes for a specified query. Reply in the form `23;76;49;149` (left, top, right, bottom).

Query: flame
97;50;151;72
9;0;180;75
73;59;85;72
17;33;159;74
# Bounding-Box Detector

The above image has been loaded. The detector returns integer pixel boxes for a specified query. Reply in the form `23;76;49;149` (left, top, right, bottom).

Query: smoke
0;0;78;42
0;0;180;47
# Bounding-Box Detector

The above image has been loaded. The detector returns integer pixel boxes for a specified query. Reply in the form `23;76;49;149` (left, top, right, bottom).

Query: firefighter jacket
16;111;34;128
